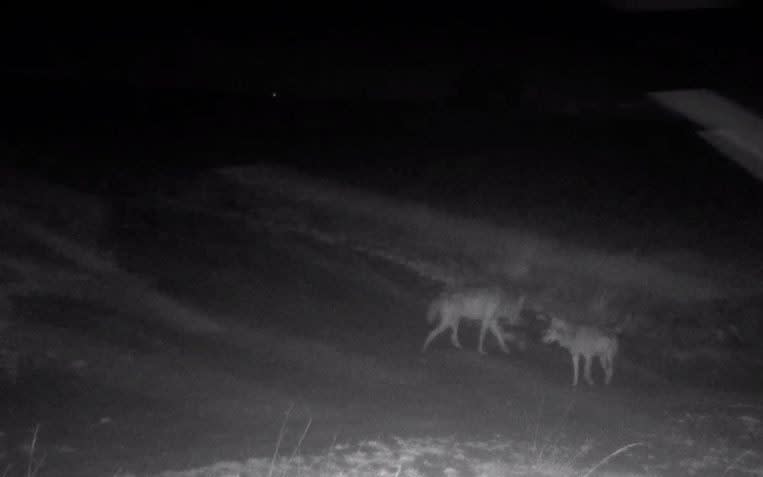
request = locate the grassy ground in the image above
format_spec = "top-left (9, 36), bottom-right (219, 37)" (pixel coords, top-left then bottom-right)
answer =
top-left (1, 162), bottom-right (762, 476)
top-left (1, 77), bottom-right (762, 475)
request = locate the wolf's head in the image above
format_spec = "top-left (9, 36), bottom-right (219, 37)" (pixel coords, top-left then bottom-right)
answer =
top-left (542, 316), bottom-right (570, 345)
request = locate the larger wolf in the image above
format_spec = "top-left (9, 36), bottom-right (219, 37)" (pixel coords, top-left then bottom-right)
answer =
top-left (421, 285), bottom-right (526, 355)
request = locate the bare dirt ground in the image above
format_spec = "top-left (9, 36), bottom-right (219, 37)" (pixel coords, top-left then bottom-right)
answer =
top-left (1, 162), bottom-right (762, 477)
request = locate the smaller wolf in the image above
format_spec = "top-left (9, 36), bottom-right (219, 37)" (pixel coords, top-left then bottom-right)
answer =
top-left (542, 316), bottom-right (618, 386)
top-left (421, 285), bottom-right (525, 355)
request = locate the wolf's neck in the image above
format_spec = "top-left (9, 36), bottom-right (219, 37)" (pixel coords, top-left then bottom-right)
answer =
top-left (556, 336), bottom-right (574, 348)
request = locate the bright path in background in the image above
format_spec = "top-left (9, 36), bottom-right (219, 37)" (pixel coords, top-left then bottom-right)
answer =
top-left (650, 89), bottom-right (763, 183)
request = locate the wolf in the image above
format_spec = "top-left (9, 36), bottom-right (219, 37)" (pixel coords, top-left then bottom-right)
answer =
top-left (542, 316), bottom-right (619, 386)
top-left (421, 285), bottom-right (526, 355)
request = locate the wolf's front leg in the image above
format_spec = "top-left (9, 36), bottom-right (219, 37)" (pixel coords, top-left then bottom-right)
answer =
top-left (584, 355), bottom-right (595, 385)
top-left (571, 353), bottom-right (580, 386)
top-left (450, 321), bottom-right (463, 349)
top-left (477, 320), bottom-right (490, 355)
top-left (602, 355), bottom-right (614, 385)
top-left (489, 321), bottom-right (511, 354)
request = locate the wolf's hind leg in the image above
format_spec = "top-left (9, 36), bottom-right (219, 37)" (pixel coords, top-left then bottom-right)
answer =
top-left (421, 320), bottom-right (449, 353)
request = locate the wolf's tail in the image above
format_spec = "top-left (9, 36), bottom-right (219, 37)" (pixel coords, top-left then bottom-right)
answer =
top-left (426, 297), bottom-right (442, 324)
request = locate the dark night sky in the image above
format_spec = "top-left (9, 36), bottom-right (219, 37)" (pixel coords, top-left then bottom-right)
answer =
top-left (0, 2), bottom-right (758, 119)
top-left (1, 2), bottom-right (760, 190)
top-left (1, 4), bottom-right (757, 86)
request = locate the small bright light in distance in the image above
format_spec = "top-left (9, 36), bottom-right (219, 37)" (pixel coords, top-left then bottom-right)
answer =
top-left (271, 91), bottom-right (278, 98)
